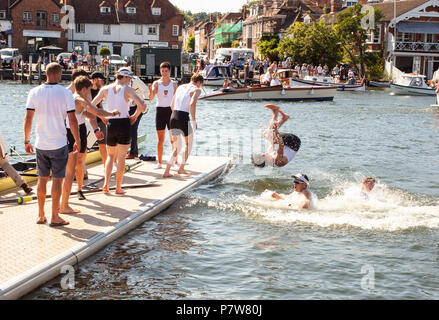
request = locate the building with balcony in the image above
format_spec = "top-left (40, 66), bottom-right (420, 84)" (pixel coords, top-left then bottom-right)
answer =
top-left (369, 0), bottom-right (439, 79)
top-left (0, 0), bottom-right (13, 48)
top-left (9, 0), bottom-right (68, 58)
top-left (242, 0), bottom-right (326, 57)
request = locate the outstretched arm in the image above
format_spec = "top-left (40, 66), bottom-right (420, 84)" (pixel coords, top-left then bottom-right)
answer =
top-left (190, 88), bottom-right (202, 130)
top-left (77, 96), bottom-right (118, 118)
top-left (126, 87), bottom-right (148, 124)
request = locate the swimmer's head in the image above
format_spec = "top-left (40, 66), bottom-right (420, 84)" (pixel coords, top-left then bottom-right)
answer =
top-left (251, 153), bottom-right (266, 168)
top-left (362, 176), bottom-right (376, 192)
top-left (291, 173), bottom-right (309, 191)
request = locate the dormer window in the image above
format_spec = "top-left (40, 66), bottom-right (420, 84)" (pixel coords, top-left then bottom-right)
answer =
top-left (100, 7), bottom-right (111, 14)
top-left (152, 8), bottom-right (161, 16)
top-left (126, 7), bottom-right (136, 14)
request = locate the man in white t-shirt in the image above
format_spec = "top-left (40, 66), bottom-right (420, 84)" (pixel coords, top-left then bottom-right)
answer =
top-left (24, 63), bottom-right (80, 227)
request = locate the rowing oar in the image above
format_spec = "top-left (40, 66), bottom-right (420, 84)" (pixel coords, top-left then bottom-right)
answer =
top-left (0, 181), bottom-right (159, 205)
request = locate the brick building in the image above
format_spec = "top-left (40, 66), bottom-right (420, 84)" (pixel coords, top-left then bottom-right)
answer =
top-left (0, 0), bottom-right (13, 48)
top-left (10, 0), bottom-right (68, 58)
top-left (64, 0), bottom-right (183, 58)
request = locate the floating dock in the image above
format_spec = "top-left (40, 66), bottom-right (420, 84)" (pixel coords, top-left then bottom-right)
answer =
top-left (0, 156), bottom-right (230, 300)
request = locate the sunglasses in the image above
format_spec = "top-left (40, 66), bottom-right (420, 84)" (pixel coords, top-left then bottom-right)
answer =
top-left (293, 180), bottom-right (304, 185)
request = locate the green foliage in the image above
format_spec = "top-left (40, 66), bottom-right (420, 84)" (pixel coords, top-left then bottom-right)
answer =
top-left (335, 3), bottom-right (383, 76)
top-left (186, 34), bottom-right (195, 52)
top-left (231, 40), bottom-right (240, 48)
top-left (278, 21), bottom-right (341, 68)
top-left (364, 51), bottom-right (385, 80)
top-left (257, 35), bottom-right (280, 62)
top-left (99, 47), bottom-right (111, 57)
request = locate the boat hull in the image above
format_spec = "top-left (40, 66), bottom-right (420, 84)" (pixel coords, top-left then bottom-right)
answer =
top-left (203, 78), bottom-right (230, 86)
top-left (291, 78), bottom-right (366, 91)
top-left (369, 81), bottom-right (390, 88)
top-left (390, 83), bottom-right (436, 96)
top-left (200, 85), bottom-right (337, 101)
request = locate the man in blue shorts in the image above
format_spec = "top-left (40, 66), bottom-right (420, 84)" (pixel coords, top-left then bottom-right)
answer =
top-left (24, 63), bottom-right (80, 227)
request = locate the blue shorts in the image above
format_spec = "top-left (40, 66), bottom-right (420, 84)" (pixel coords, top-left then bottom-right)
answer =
top-left (36, 145), bottom-right (69, 178)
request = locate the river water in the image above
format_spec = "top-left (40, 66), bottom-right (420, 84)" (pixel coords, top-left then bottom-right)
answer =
top-left (1, 81), bottom-right (438, 299)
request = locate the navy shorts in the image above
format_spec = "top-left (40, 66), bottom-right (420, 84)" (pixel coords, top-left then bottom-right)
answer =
top-left (67, 123), bottom-right (87, 153)
top-left (156, 107), bottom-right (172, 131)
top-left (170, 110), bottom-right (193, 137)
top-left (107, 118), bottom-right (131, 146)
top-left (36, 145), bottom-right (69, 178)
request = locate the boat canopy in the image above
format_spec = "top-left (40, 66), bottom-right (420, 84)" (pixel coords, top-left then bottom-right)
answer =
top-left (205, 65), bottom-right (232, 79)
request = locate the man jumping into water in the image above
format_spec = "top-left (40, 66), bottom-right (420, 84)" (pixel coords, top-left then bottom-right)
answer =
top-left (251, 104), bottom-right (301, 168)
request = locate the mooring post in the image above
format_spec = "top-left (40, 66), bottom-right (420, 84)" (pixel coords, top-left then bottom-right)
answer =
top-left (29, 56), bottom-right (33, 85)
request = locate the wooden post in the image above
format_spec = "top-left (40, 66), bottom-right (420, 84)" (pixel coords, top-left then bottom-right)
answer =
top-left (38, 59), bottom-right (42, 85)
top-left (29, 55), bottom-right (33, 85)
top-left (21, 60), bottom-right (24, 84)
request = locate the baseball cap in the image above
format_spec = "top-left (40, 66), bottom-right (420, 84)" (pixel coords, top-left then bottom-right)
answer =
top-left (117, 67), bottom-right (133, 78)
top-left (91, 71), bottom-right (105, 80)
top-left (291, 173), bottom-right (309, 186)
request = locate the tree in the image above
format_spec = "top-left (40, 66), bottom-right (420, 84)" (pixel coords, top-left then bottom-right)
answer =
top-left (335, 3), bottom-right (383, 77)
top-left (99, 47), bottom-right (111, 57)
top-left (257, 35), bottom-right (280, 62)
top-left (278, 21), bottom-right (341, 68)
top-left (186, 34), bottom-right (195, 52)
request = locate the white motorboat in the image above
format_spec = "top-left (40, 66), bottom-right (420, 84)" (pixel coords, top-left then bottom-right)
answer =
top-left (200, 85), bottom-right (337, 101)
top-left (290, 77), bottom-right (367, 92)
top-left (390, 73), bottom-right (436, 96)
top-left (199, 65), bottom-right (232, 86)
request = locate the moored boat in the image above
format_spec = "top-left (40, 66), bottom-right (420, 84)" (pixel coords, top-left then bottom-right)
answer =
top-left (290, 77), bottom-right (367, 92)
top-left (390, 73), bottom-right (436, 96)
top-left (369, 81), bottom-right (391, 88)
top-left (199, 65), bottom-right (232, 86)
top-left (200, 85), bottom-right (337, 101)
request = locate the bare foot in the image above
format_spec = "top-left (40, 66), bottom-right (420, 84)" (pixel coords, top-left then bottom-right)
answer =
top-left (115, 189), bottom-right (126, 195)
top-left (60, 206), bottom-right (81, 214)
top-left (102, 185), bottom-right (110, 193)
top-left (280, 111), bottom-right (290, 121)
top-left (163, 172), bottom-right (174, 178)
top-left (265, 104), bottom-right (280, 112)
top-left (178, 169), bottom-right (192, 176)
top-left (50, 218), bottom-right (69, 227)
top-left (37, 217), bottom-right (47, 224)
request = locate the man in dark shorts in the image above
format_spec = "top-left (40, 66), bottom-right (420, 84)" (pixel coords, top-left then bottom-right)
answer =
top-left (24, 63), bottom-right (80, 227)
top-left (251, 105), bottom-right (301, 168)
top-left (90, 71), bottom-right (108, 165)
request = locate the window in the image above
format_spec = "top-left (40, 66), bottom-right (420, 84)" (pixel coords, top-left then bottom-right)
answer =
top-left (36, 11), bottom-right (47, 29)
top-left (0, 10), bottom-right (6, 19)
top-left (51, 13), bottom-right (59, 23)
top-left (135, 24), bottom-right (143, 35)
top-left (152, 8), bottom-right (161, 16)
top-left (366, 24), bottom-right (381, 44)
top-left (100, 7), bottom-right (111, 14)
top-left (148, 26), bottom-right (157, 35)
top-left (403, 33), bottom-right (414, 42)
top-left (172, 45), bottom-right (179, 49)
top-left (103, 24), bottom-right (111, 34)
top-left (172, 25), bottom-right (179, 37)
top-left (126, 7), bottom-right (136, 14)
top-left (426, 34), bottom-right (433, 43)
top-left (76, 23), bottom-right (85, 33)
top-left (23, 12), bottom-right (32, 21)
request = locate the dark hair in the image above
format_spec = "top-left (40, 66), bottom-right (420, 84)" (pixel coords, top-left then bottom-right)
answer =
top-left (191, 72), bottom-right (204, 84)
top-left (301, 174), bottom-right (309, 182)
top-left (71, 68), bottom-right (89, 81)
top-left (160, 61), bottom-right (171, 70)
top-left (74, 75), bottom-right (92, 92)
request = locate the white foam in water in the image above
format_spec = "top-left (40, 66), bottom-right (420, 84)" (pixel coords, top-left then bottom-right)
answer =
top-left (239, 182), bottom-right (439, 231)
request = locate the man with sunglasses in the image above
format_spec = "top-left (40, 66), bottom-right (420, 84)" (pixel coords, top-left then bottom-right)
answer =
top-left (271, 173), bottom-right (313, 209)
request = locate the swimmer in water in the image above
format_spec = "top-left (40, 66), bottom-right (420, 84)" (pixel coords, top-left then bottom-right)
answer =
top-left (360, 176), bottom-right (376, 200)
top-left (271, 173), bottom-right (313, 209)
top-left (251, 104), bottom-right (301, 168)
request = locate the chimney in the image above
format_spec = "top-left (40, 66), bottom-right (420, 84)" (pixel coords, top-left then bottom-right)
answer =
top-left (330, 0), bottom-right (342, 13)
top-left (242, 5), bottom-right (247, 20)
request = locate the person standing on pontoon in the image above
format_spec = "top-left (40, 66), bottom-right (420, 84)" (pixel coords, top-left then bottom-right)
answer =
top-left (251, 105), bottom-right (301, 168)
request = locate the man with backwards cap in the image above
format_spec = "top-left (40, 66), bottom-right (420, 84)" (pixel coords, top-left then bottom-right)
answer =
top-left (360, 176), bottom-right (376, 200)
top-left (251, 104), bottom-right (301, 168)
top-left (91, 68), bottom-right (148, 194)
top-left (271, 173), bottom-right (313, 209)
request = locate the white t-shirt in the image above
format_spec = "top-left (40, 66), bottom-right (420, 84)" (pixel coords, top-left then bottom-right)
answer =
top-left (26, 83), bottom-right (75, 150)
